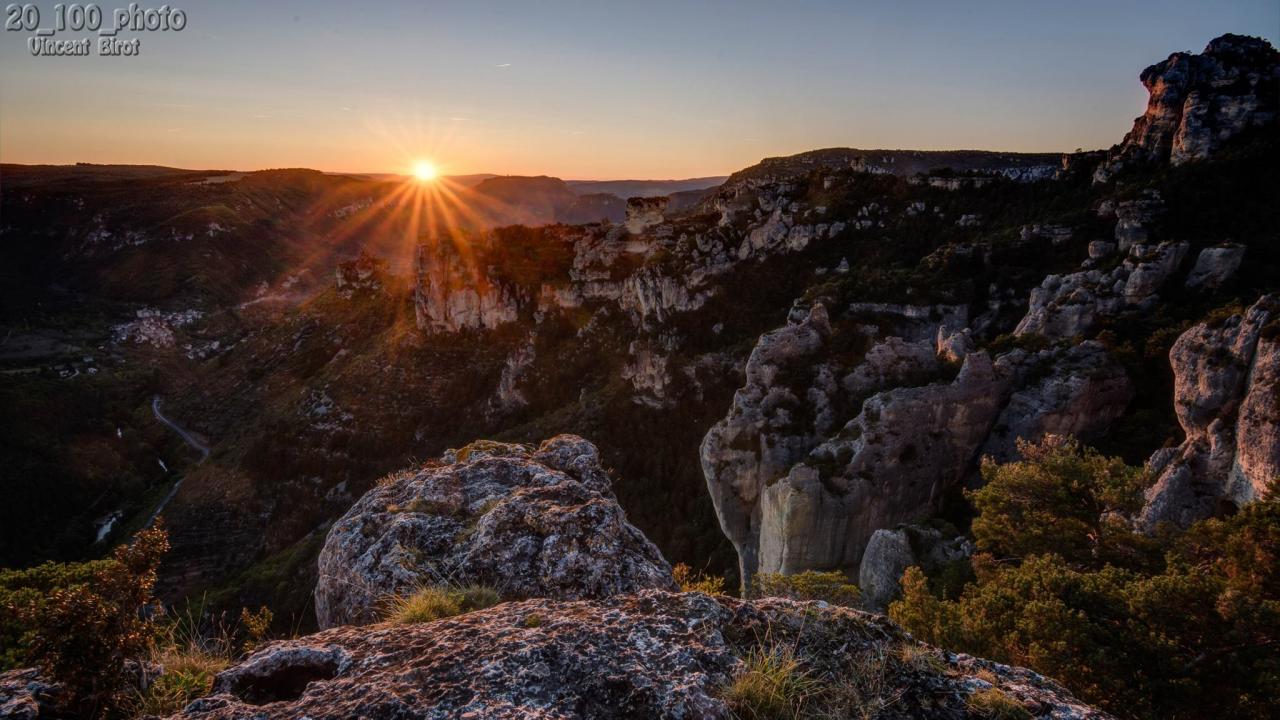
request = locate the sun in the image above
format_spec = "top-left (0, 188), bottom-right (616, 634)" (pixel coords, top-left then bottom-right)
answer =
top-left (412, 160), bottom-right (438, 182)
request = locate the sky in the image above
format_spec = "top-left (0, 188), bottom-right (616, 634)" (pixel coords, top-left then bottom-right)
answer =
top-left (0, 0), bottom-right (1275, 179)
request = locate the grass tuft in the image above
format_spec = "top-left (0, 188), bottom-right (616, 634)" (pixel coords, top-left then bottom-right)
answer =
top-left (723, 644), bottom-right (820, 720)
top-left (385, 583), bottom-right (502, 624)
top-left (967, 687), bottom-right (1033, 720)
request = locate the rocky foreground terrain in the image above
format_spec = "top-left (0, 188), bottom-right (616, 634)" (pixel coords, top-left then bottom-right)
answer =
top-left (175, 591), bottom-right (1109, 720)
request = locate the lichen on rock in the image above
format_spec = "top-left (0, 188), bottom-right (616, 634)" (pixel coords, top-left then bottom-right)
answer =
top-left (314, 435), bottom-right (675, 628)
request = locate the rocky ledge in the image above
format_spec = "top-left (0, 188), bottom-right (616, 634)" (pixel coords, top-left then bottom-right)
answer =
top-left (314, 435), bottom-right (675, 628)
top-left (175, 590), bottom-right (1111, 720)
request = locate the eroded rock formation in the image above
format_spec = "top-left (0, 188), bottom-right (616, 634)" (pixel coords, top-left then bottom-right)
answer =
top-left (1094, 34), bottom-right (1279, 182)
top-left (1140, 295), bottom-right (1280, 528)
top-left (314, 436), bottom-right (674, 628)
top-left (413, 240), bottom-right (522, 333)
top-left (703, 299), bottom-right (1135, 585)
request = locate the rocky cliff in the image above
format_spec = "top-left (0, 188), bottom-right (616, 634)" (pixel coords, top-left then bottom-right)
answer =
top-left (1094, 34), bottom-right (1279, 182)
top-left (1140, 295), bottom-right (1280, 528)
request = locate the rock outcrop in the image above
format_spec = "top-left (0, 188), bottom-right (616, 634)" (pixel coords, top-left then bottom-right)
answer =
top-left (624, 195), bottom-right (668, 234)
top-left (0, 669), bottom-right (60, 720)
top-left (176, 590), bottom-right (1112, 720)
top-left (334, 251), bottom-right (387, 297)
top-left (413, 240), bottom-right (522, 333)
top-left (1015, 240), bottom-right (1189, 339)
top-left (700, 301), bottom-right (999, 584)
top-left (1185, 244), bottom-right (1246, 290)
top-left (981, 342), bottom-right (1133, 462)
top-left (858, 525), bottom-right (973, 613)
top-left (1140, 295), bottom-right (1280, 528)
top-left (314, 436), bottom-right (675, 628)
top-left (1094, 34), bottom-right (1279, 182)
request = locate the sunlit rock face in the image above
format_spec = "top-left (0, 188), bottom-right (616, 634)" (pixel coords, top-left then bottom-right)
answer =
top-left (1140, 295), bottom-right (1280, 529)
top-left (176, 590), bottom-right (1114, 720)
top-left (314, 435), bottom-right (675, 629)
top-left (412, 240), bottom-right (521, 333)
top-left (1094, 33), bottom-right (1279, 182)
top-left (624, 195), bottom-right (668, 234)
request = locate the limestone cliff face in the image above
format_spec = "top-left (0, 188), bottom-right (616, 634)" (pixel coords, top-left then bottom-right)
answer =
top-left (412, 240), bottom-right (522, 333)
top-left (700, 301), bottom-right (1133, 585)
top-left (1095, 34), bottom-right (1279, 182)
top-left (314, 436), bottom-right (675, 628)
top-left (1140, 295), bottom-right (1280, 528)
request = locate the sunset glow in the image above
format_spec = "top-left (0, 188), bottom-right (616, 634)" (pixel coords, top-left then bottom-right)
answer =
top-left (412, 161), bottom-right (439, 182)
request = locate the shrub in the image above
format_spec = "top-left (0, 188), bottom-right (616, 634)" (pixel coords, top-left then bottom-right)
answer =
top-left (753, 571), bottom-right (860, 607)
top-left (0, 557), bottom-right (111, 670)
top-left (385, 583), bottom-right (502, 624)
top-left (238, 606), bottom-right (273, 653)
top-left (967, 687), bottom-right (1032, 720)
top-left (723, 644), bottom-right (820, 720)
top-left (892, 457), bottom-right (1280, 719)
top-left (18, 525), bottom-right (169, 717)
top-left (672, 563), bottom-right (727, 595)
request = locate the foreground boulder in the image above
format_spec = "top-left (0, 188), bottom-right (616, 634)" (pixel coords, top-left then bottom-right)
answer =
top-left (314, 436), bottom-right (675, 628)
top-left (176, 590), bottom-right (1111, 720)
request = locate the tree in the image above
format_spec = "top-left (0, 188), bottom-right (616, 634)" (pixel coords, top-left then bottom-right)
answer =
top-left (970, 436), bottom-right (1153, 569)
top-left (891, 453), bottom-right (1280, 720)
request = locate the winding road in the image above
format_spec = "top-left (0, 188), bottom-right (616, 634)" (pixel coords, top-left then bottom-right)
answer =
top-left (152, 395), bottom-right (210, 462)
top-left (144, 395), bottom-right (210, 528)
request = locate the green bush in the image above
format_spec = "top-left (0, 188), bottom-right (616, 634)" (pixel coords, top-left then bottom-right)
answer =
top-left (16, 525), bottom-right (169, 717)
top-left (971, 435), bottom-right (1153, 569)
top-left (892, 455), bottom-right (1280, 719)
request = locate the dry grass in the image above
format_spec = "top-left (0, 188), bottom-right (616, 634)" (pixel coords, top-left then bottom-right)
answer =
top-left (723, 644), bottom-right (820, 720)
top-left (385, 583), bottom-right (502, 624)
top-left (673, 563), bottom-right (728, 595)
top-left (896, 642), bottom-right (947, 674)
top-left (814, 644), bottom-right (906, 720)
top-left (967, 687), bottom-right (1033, 720)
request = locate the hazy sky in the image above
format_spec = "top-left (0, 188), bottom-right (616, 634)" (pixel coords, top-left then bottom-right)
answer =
top-left (1, 0), bottom-right (1275, 179)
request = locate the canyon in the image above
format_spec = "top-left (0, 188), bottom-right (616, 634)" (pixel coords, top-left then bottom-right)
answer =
top-left (0, 31), bottom-right (1277, 720)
